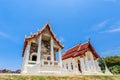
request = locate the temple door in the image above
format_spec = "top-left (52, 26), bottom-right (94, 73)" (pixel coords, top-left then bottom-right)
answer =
top-left (78, 60), bottom-right (82, 72)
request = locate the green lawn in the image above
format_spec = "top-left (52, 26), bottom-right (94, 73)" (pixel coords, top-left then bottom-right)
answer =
top-left (0, 75), bottom-right (120, 80)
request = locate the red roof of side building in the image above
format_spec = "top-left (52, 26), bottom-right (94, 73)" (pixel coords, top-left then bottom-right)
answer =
top-left (62, 41), bottom-right (100, 60)
top-left (22, 23), bottom-right (64, 57)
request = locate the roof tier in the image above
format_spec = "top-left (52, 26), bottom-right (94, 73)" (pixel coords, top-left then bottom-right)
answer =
top-left (22, 23), bottom-right (64, 57)
top-left (62, 41), bottom-right (100, 60)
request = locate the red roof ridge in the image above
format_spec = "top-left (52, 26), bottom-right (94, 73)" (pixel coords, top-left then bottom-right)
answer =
top-left (62, 40), bottom-right (101, 60)
top-left (25, 23), bottom-right (64, 48)
top-left (25, 23), bottom-right (49, 39)
top-left (77, 41), bottom-right (90, 50)
top-left (77, 45), bottom-right (81, 51)
top-left (65, 43), bottom-right (80, 52)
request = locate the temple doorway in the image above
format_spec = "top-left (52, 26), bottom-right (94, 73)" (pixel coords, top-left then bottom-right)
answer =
top-left (78, 60), bottom-right (82, 72)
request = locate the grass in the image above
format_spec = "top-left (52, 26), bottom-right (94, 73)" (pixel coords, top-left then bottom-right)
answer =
top-left (0, 75), bottom-right (120, 80)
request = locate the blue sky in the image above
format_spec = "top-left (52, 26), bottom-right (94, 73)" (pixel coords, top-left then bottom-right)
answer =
top-left (0, 0), bottom-right (120, 70)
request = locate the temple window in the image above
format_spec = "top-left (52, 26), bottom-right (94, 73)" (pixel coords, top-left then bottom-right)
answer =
top-left (41, 38), bottom-right (51, 60)
top-left (47, 56), bottom-right (51, 60)
top-left (41, 40), bottom-right (50, 55)
top-left (32, 55), bottom-right (37, 61)
top-left (30, 53), bottom-right (37, 61)
top-left (30, 42), bottom-right (38, 53)
top-left (71, 63), bottom-right (73, 70)
top-left (66, 64), bottom-right (68, 69)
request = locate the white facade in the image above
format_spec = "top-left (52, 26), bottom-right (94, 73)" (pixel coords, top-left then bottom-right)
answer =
top-left (21, 24), bottom-right (64, 74)
top-left (21, 23), bottom-right (111, 75)
top-left (62, 51), bottom-right (103, 75)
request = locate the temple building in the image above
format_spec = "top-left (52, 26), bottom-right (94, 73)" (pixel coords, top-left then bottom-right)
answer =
top-left (21, 23), bottom-right (64, 74)
top-left (21, 23), bottom-right (106, 75)
top-left (62, 41), bottom-right (103, 75)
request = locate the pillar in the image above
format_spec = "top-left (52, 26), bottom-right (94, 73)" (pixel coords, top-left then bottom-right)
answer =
top-left (75, 61), bottom-right (79, 72)
top-left (80, 57), bottom-right (85, 74)
top-left (21, 44), bottom-right (30, 73)
top-left (64, 63), bottom-right (66, 69)
top-left (85, 52), bottom-right (90, 71)
top-left (94, 59), bottom-right (101, 72)
top-left (59, 48), bottom-right (62, 67)
top-left (72, 60), bottom-right (76, 71)
top-left (51, 38), bottom-right (54, 65)
top-left (64, 62), bottom-right (67, 69)
top-left (68, 62), bottom-right (71, 71)
top-left (37, 35), bottom-right (42, 64)
top-left (90, 52), bottom-right (97, 72)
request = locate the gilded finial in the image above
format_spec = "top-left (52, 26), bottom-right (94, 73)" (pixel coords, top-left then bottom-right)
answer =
top-left (88, 38), bottom-right (90, 42)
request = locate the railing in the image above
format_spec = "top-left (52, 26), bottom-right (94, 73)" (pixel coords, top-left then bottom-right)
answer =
top-left (41, 60), bottom-right (59, 66)
top-left (28, 61), bottom-right (36, 65)
top-left (28, 60), bottom-right (59, 66)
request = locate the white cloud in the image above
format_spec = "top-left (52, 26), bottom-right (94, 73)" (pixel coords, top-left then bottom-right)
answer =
top-left (105, 27), bottom-right (120, 33)
top-left (0, 31), bottom-right (20, 44)
top-left (0, 31), bottom-right (10, 38)
top-left (98, 20), bottom-right (120, 33)
top-left (92, 20), bottom-right (109, 31)
top-left (59, 36), bottom-right (64, 43)
top-left (92, 19), bottom-right (120, 33)
top-left (101, 47), bottom-right (120, 57)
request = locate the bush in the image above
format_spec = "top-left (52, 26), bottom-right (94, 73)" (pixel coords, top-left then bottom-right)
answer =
top-left (98, 56), bottom-right (120, 74)
top-left (109, 65), bottom-right (120, 74)
top-left (101, 70), bottom-right (105, 73)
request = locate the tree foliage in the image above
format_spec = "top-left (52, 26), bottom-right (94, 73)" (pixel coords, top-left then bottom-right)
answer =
top-left (104, 56), bottom-right (120, 67)
top-left (98, 56), bottom-right (120, 74)
top-left (109, 65), bottom-right (120, 74)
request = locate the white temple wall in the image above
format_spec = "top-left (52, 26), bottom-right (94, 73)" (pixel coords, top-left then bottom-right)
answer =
top-left (62, 51), bottom-right (103, 75)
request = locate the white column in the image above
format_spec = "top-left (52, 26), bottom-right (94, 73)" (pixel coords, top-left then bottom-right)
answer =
top-left (65, 62), bottom-right (67, 69)
top-left (51, 38), bottom-right (54, 65)
top-left (95, 59), bottom-right (101, 72)
top-left (75, 62), bottom-right (79, 72)
top-left (64, 63), bottom-right (66, 69)
top-left (68, 62), bottom-right (71, 71)
top-left (37, 35), bottom-right (42, 64)
top-left (80, 57), bottom-right (85, 74)
top-left (85, 53), bottom-right (90, 71)
top-left (62, 63), bottom-right (64, 68)
top-left (72, 60), bottom-right (76, 71)
top-left (21, 44), bottom-right (30, 73)
top-left (42, 60), bottom-right (44, 66)
top-left (59, 48), bottom-right (62, 67)
top-left (90, 52), bottom-right (97, 72)
top-left (72, 59), bottom-right (78, 72)
top-left (64, 62), bottom-right (67, 69)
top-left (85, 56), bottom-right (87, 71)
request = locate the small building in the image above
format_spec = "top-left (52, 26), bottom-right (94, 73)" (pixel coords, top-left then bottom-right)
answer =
top-left (62, 41), bottom-right (103, 75)
top-left (21, 23), bottom-right (64, 74)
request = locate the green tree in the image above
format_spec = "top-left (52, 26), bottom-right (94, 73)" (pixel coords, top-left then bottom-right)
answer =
top-left (2, 69), bottom-right (7, 73)
top-left (109, 65), bottom-right (120, 74)
top-left (98, 56), bottom-right (120, 74)
top-left (104, 56), bottom-right (120, 67)
top-left (98, 58), bottom-right (105, 70)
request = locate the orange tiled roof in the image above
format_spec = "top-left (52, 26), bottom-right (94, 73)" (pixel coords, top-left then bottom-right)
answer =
top-left (62, 41), bottom-right (100, 60)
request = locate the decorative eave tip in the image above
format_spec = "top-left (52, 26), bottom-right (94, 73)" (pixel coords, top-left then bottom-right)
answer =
top-left (88, 38), bottom-right (91, 43)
